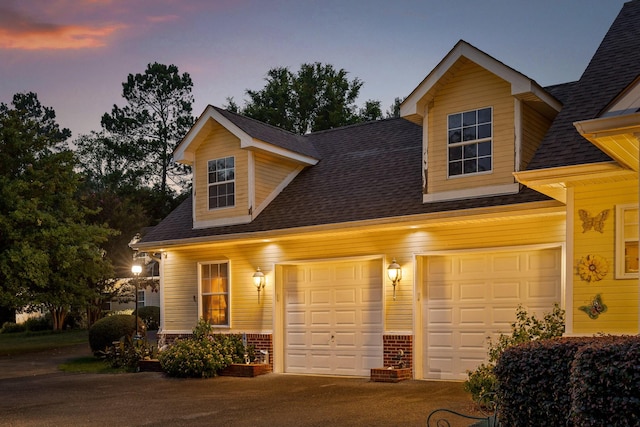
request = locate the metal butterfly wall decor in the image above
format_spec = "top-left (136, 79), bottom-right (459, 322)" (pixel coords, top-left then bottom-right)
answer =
top-left (579, 294), bottom-right (608, 319)
top-left (578, 209), bottom-right (610, 233)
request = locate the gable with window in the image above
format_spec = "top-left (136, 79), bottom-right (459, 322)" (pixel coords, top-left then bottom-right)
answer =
top-left (199, 262), bottom-right (230, 327)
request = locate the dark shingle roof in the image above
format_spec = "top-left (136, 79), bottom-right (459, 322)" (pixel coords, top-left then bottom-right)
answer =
top-left (140, 118), bottom-right (550, 244)
top-left (213, 106), bottom-right (320, 159)
top-left (528, 0), bottom-right (640, 170)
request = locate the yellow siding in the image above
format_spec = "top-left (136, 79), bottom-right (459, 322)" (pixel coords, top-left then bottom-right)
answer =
top-left (427, 60), bottom-right (515, 194)
top-left (571, 179), bottom-right (638, 334)
top-left (521, 103), bottom-right (552, 170)
top-left (161, 209), bottom-right (565, 333)
top-left (254, 152), bottom-right (300, 208)
top-left (193, 122), bottom-right (248, 223)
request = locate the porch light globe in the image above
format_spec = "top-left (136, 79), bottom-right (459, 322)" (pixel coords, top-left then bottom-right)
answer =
top-left (253, 267), bottom-right (265, 289)
top-left (132, 264), bottom-right (143, 275)
top-left (387, 259), bottom-right (401, 283)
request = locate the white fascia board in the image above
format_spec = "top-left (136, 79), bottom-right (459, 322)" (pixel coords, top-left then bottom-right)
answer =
top-left (193, 215), bottom-right (252, 229)
top-left (423, 183), bottom-right (520, 203)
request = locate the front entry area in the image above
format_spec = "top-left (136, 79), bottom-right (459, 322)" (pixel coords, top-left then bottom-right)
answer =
top-left (282, 258), bottom-right (383, 376)
top-left (421, 246), bottom-right (562, 380)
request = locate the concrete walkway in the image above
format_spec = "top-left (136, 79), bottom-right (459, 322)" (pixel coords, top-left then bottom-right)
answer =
top-left (0, 344), bottom-right (481, 427)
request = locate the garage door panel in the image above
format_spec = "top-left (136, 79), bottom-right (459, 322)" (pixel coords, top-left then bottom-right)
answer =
top-left (310, 289), bottom-right (331, 305)
top-left (335, 289), bottom-right (357, 304)
top-left (459, 282), bottom-right (487, 300)
top-left (527, 280), bottom-right (560, 299)
top-left (492, 281), bottom-right (521, 299)
top-left (310, 310), bottom-right (331, 325)
top-left (335, 310), bottom-right (356, 325)
top-left (423, 247), bottom-right (562, 380)
top-left (459, 308), bottom-right (487, 325)
top-left (284, 259), bottom-right (383, 377)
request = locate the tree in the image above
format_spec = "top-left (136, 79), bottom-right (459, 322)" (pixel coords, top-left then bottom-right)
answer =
top-left (100, 62), bottom-right (195, 215)
top-left (0, 92), bottom-right (116, 330)
top-left (228, 62), bottom-right (383, 134)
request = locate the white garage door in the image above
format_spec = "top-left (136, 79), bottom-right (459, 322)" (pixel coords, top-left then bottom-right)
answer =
top-left (422, 247), bottom-right (562, 380)
top-left (283, 259), bottom-right (383, 376)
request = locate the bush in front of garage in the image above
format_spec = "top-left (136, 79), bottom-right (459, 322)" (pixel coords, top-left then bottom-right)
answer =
top-left (158, 319), bottom-right (245, 378)
top-left (463, 304), bottom-right (565, 407)
top-left (495, 335), bottom-right (640, 426)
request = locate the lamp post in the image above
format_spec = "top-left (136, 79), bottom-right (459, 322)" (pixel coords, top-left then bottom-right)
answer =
top-left (131, 264), bottom-right (143, 339)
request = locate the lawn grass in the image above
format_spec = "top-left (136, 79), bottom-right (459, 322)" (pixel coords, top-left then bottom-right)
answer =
top-left (0, 329), bottom-right (89, 357)
top-left (58, 356), bottom-right (127, 374)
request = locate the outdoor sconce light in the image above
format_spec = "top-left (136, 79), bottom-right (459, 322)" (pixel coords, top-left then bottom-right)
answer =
top-left (387, 259), bottom-right (402, 300)
top-left (253, 267), bottom-right (265, 303)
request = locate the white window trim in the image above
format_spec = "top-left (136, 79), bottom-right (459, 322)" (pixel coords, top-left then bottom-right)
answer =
top-left (615, 203), bottom-right (639, 279)
top-left (446, 107), bottom-right (493, 178)
top-left (207, 156), bottom-right (236, 211)
top-left (137, 289), bottom-right (145, 308)
top-left (197, 260), bottom-right (231, 328)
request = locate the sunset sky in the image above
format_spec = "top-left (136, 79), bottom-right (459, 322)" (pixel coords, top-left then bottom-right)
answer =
top-left (0, 0), bottom-right (629, 138)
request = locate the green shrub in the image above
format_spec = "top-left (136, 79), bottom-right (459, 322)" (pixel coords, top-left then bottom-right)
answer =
top-left (89, 314), bottom-right (145, 355)
top-left (158, 319), bottom-right (247, 378)
top-left (570, 336), bottom-right (640, 426)
top-left (103, 335), bottom-right (157, 371)
top-left (1, 322), bottom-right (26, 333)
top-left (137, 306), bottom-right (160, 331)
top-left (24, 315), bottom-right (52, 332)
top-left (463, 304), bottom-right (565, 407)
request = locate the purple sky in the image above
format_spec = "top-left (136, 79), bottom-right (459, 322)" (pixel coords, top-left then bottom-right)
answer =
top-left (0, 0), bottom-right (629, 138)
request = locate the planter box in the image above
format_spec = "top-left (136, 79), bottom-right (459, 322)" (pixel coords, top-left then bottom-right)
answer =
top-left (370, 367), bottom-right (412, 383)
top-left (219, 363), bottom-right (272, 377)
top-left (138, 359), bottom-right (162, 372)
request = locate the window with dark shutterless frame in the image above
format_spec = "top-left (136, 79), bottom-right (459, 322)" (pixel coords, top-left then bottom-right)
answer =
top-left (447, 107), bottom-right (492, 177)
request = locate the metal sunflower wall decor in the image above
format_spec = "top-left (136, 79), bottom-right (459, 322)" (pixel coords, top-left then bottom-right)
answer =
top-left (577, 254), bottom-right (608, 282)
top-left (579, 294), bottom-right (608, 319)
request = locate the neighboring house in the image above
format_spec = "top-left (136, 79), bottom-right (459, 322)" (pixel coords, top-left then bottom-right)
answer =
top-left (102, 260), bottom-right (161, 313)
top-left (132, 1), bottom-right (640, 380)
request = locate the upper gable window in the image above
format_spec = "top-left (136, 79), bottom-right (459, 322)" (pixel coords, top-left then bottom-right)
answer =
top-left (447, 107), bottom-right (492, 177)
top-left (208, 156), bottom-right (235, 210)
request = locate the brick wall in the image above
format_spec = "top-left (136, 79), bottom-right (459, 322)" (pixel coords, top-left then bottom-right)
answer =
top-left (383, 334), bottom-right (413, 373)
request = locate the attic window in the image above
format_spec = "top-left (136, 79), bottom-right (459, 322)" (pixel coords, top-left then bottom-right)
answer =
top-left (208, 156), bottom-right (235, 210)
top-left (447, 107), bottom-right (492, 177)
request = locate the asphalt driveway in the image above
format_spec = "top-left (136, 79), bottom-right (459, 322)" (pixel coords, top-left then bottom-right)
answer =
top-left (0, 344), bottom-right (480, 426)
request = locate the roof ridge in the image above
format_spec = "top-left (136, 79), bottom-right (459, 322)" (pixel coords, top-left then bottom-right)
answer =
top-left (212, 105), bottom-right (306, 142)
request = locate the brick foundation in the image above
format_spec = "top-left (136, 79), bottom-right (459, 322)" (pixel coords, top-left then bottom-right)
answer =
top-left (370, 367), bottom-right (412, 383)
top-left (383, 334), bottom-right (413, 372)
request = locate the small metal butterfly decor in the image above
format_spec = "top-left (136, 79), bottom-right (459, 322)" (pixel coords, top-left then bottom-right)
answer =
top-left (579, 294), bottom-right (607, 319)
top-left (578, 209), bottom-right (610, 233)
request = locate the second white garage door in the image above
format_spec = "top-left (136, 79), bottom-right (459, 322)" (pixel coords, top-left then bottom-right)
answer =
top-left (283, 259), bottom-right (383, 376)
top-left (422, 247), bottom-right (562, 380)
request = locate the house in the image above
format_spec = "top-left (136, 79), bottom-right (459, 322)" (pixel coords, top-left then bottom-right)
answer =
top-left (132, 1), bottom-right (640, 380)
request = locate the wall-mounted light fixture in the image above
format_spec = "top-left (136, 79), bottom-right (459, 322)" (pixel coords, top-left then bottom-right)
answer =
top-left (253, 267), bottom-right (266, 303)
top-left (387, 259), bottom-right (402, 300)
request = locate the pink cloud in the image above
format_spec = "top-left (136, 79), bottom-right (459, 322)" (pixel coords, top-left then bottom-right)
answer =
top-left (0, 4), bottom-right (124, 50)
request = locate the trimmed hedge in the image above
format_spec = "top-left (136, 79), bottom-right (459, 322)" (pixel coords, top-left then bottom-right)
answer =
top-left (495, 336), bottom-right (640, 426)
top-left (89, 314), bottom-right (145, 355)
top-left (571, 336), bottom-right (640, 426)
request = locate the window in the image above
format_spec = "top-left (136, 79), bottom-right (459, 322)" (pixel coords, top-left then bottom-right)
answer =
top-left (137, 290), bottom-right (145, 308)
top-left (447, 107), bottom-right (492, 177)
top-left (208, 156), bottom-right (235, 210)
top-left (616, 204), bottom-right (638, 278)
top-left (200, 262), bottom-right (229, 326)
